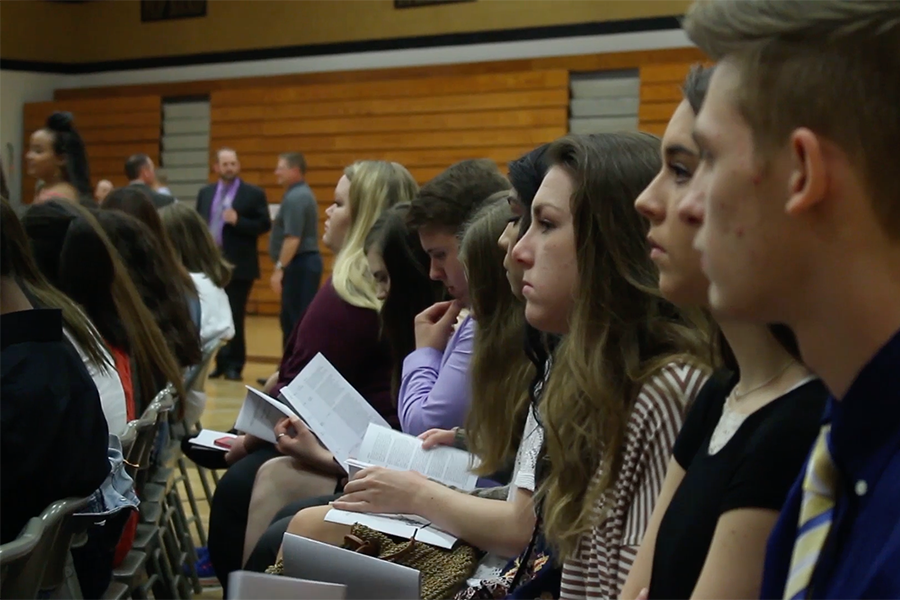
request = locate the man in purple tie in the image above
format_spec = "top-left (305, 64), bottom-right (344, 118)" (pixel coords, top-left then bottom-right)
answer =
top-left (196, 148), bottom-right (271, 381)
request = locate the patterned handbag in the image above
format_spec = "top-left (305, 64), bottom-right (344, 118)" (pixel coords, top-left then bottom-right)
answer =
top-left (266, 524), bottom-right (481, 600)
top-left (342, 524), bottom-right (482, 600)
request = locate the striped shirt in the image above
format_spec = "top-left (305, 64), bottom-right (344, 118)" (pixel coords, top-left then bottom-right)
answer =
top-left (560, 362), bottom-right (709, 600)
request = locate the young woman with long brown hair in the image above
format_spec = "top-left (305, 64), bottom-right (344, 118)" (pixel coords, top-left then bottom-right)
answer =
top-left (160, 201), bottom-right (235, 348)
top-left (510, 133), bottom-right (711, 600)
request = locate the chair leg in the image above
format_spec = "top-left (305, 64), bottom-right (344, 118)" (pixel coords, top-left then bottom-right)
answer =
top-left (177, 457), bottom-right (208, 546)
top-left (168, 488), bottom-right (202, 595)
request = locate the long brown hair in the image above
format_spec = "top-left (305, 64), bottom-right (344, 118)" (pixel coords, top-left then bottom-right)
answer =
top-left (1, 198), bottom-right (110, 370)
top-left (160, 201), bottom-right (234, 288)
top-left (460, 193), bottom-right (532, 475)
top-left (538, 134), bottom-right (710, 558)
top-left (22, 200), bottom-right (188, 414)
top-left (96, 210), bottom-right (203, 368)
top-left (101, 186), bottom-right (197, 295)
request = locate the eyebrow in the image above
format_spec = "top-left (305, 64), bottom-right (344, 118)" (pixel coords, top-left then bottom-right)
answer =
top-left (664, 143), bottom-right (699, 159)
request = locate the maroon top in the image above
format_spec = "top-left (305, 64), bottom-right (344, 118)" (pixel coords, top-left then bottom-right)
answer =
top-left (272, 278), bottom-right (398, 429)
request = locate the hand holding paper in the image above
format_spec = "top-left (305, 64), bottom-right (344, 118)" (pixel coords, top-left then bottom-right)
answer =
top-left (333, 466), bottom-right (429, 515)
top-left (274, 416), bottom-right (335, 468)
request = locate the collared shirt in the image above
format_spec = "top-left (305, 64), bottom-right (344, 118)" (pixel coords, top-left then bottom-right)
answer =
top-left (1, 308), bottom-right (111, 543)
top-left (398, 313), bottom-right (475, 435)
top-left (269, 181), bottom-right (319, 261)
top-left (761, 328), bottom-right (900, 599)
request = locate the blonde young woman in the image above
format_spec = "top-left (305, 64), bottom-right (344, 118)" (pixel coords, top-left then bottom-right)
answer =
top-left (509, 133), bottom-right (711, 600)
top-left (206, 160), bottom-right (418, 590)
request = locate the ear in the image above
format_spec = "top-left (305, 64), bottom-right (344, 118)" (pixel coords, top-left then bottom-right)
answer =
top-left (785, 128), bottom-right (827, 216)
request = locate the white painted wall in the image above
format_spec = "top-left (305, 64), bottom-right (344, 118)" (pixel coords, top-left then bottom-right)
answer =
top-left (55, 28), bottom-right (691, 89)
top-left (0, 70), bottom-right (65, 204)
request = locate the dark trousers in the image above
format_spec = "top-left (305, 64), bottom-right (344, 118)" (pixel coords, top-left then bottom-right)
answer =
top-left (207, 444), bottom-right (282, 592)
top-left (280, 252), bottom-right (323, 348)
top-left (217, 277), bottom-right (254, 374)
top-left (243, 493), bottom-right (342, 573)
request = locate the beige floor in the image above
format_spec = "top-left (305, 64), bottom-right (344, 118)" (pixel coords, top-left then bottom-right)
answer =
top-left (181, 316), bottom-right (282, 598)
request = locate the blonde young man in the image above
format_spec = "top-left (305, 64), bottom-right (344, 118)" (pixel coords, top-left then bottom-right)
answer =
top-left (680, 1), bottom-right (900, 598)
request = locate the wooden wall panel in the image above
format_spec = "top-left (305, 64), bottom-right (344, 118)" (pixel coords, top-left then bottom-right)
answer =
top-left (21, 96), bottom-right (161, 201)
top-left (216, 69), bottom-right (570, 315)
top-left (638, 62), bottom-right (696, 138)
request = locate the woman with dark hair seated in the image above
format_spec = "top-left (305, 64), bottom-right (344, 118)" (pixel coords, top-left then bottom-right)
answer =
top-left (94, 209), bottom-right (203, 372)
top-left (1, 198), bottom-right (110, 545)
top-left (26, 111), bottom-right (95, 207)
top-left (23, 201), bottom-right (188, 417)
top-left (101, 186), bottom-right (203, 336)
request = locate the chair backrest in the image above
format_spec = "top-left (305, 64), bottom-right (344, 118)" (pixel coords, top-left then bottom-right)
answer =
top-left (123, 400), bottom-right (161, 481)
top-left (183, 340), bottom-right (221, 393)
top-left (0, 517), bottom-right (44, 598)
top-left (0, 496), bottom-right (91, 599)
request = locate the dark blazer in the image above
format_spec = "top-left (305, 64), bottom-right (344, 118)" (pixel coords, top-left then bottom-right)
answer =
top-left (196, 180), bottom-right (271, 280)
top-left (128, 182), bottom-right (174, 209)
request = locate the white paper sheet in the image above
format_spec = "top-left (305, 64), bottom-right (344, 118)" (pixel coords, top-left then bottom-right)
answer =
top-left (189, 429), bottom-right (237, 451)
top-left (324, 509), bottom-right (458, 550)
top-left (357, 424), bottom-right (479, 491)
top-left (279, 353), bottom-right (390, 470)
top-left (234, 386), bottom-right (296, 444)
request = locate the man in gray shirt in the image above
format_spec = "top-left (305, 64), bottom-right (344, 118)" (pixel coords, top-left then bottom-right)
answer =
top-left (269, 152), bottom-right (323, 346)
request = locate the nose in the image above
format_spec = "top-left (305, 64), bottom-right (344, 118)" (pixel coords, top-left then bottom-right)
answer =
top-left (677, 184), bottom-right (705, 226)
top-left (634, 177), bottom-right (665, 224)
top-left (512, 228), bottom-right (534, 269)
top-left (429, 260), bottom-right (444, 282)
top-left (326, 204), bottom-right (334, 217)
top-left (498, 223), bottom-right (513, 252)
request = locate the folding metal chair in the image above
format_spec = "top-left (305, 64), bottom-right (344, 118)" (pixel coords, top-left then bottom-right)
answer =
top-left (0, 496), bottom-right (91, 599)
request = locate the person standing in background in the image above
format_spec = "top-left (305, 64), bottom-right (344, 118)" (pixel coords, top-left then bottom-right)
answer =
top-left (94, 179), bottom-right (113, 204)
top-left (154, 169), bottom-right (173, 197)
top-left (197, 148), bottom-right (271, 381)
top-left (124, 153), bottom-right (174, 209)
top-left (269, 152), bottom-right (323, 346)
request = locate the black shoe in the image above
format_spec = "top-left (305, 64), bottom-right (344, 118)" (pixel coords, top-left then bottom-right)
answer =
top-left (209, 367), bottom-right (226, 379)
top-left (224, 369), bottom-right (243, 381)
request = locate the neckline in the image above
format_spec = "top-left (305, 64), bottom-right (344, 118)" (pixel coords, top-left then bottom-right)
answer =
top-left (707, 376), bottom-right (819, 456)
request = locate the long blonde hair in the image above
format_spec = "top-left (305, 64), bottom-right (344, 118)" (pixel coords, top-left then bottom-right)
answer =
top-left (537, 134), bottom-right (711, 558)
top-left (332, 161), bottom-right (418, 310)
top-left (460, 193), bottom-right (532, 475)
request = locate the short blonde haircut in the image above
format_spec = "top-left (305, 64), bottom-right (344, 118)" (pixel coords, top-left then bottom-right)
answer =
top-left (684, 0), bottom-right (900, 237)
top-left (331, 161), bottom-right (419, 310)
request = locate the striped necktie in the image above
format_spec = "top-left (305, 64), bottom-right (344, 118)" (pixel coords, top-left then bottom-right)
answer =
top-left (783, 425), bottom-right (840, 600)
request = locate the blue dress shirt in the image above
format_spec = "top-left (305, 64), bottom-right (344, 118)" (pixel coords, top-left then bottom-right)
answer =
top-left (761, 328), bottom-right (900, 599)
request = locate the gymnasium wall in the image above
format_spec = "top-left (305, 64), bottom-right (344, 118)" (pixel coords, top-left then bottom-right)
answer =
top-left (1, 0), bottom-right (692, 64)
top-left (7, 4), bottom-right (704, 314)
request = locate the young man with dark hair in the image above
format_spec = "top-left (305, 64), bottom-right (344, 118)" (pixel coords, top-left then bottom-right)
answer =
top-left (400, 159), bottom-right (510, 434)
top-left (681, 1), bottom-right (900, 597)
top-left (269, 151), bottom-right (322, 345)
top-left (124, 153), bottom-right (173, 208)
